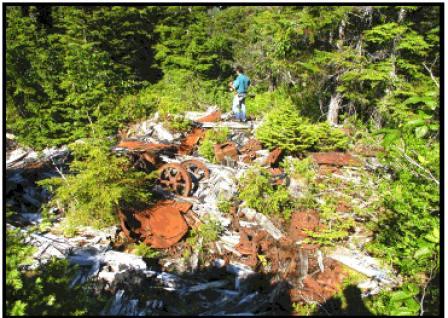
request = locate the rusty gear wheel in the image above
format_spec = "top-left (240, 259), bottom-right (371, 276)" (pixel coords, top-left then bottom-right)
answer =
top-left (181, 159), bottom-right (210, 181)
top-left (158, 163), bottom-right (192, 196)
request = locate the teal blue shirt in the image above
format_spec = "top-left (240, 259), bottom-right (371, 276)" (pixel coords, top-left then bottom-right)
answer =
top-left (233, 73), bottom-right (250, 94)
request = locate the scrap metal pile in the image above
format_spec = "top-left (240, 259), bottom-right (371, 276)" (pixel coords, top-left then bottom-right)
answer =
top-left (6, 108), bottom-right (397, 315)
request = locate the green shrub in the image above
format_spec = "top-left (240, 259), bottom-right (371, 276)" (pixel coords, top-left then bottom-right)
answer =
top-left (366, 283), bottom-right (421, 316)
top-left (238, 166), bottom-right (293, 219)
top-left (184, 216), bottom-right (223, 262)
top-left (133, 243), bottom-right (160, 259)
top-left (133, 69), bottom-right (230, 117)
top-left (198, 127), bottom-right (229, 162)
top-left (255, 103), bottom-right (349, 154)
top-left (247, 89), bottom-right (294, 118)
top-left (38, 138), bottom-right (154, 232)
top-left (164, 115), bottom-right (192, 133)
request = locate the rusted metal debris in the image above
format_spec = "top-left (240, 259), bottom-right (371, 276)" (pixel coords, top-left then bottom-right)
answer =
top-left (312, 152), bottom-right (361, 167)
top-left (240, 139), bottom-right (262, 163)
top-left (118, 200), bottom-right (192, 248)
top-left (336, 200), bottom-right (351, 213)
top-left (181, 159), bottom-right (210, 182)
top-left (235, 227), bottom-right (298, 276)
top-left (178, 128), bottom-right (205, 155)
top-left (268, 167), bottom-right (288, 186)
top-left (289, 258), bottom-right (347, 303)
top-left (240, 139), bottom-right (262, 153)
top-left (117, 140), bottom-right (178, 152)
top-left (318, 165), bottom-right (341, 176)
top-left (288, 210), bottom-right (320, 241)
top-left (196, 111), bottom-right (222, 123)
top-left (214, 142), bottom-right (239, 162)
top-left (264, 148), bottom-right (283, 166)
top-left (158, 163), bottom-right (192, 197)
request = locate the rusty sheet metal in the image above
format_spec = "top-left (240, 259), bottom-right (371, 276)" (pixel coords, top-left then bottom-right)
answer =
top-left (235, 227), bottom-right (297, 275)
top-left (178, 128), bottom-right (205, 155)
top-left (240, 139), bottom-right (262, 163)
top-left (117, 140), bottom-right (178, 152)
top-left (264, 148), bottom-right (283, 166)
top-left (141, 151), bottom-right (159, 166)
top-left (196, 111), bottom-right (222, 123)
top-left (213, 142), bottom-right (238, 162)
top-left (317, 165), bottom-right (341, 176)
top-left (240, 139), bottom-right (262, 154)
top-left (118, 200), bottom-right (191, 248)
top-left (288, 210), bottom-right (320, 241)
top-left (311, 152), bottom-right (361, 167)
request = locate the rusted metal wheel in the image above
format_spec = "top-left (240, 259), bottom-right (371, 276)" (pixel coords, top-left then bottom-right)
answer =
top-left (181, 159), bottom-right (210, 181)
top-left (158, 163), bottom-right (192, 196)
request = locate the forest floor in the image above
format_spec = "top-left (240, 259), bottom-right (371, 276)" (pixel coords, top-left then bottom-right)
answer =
top-left (6, 108), bottom-right (399, 315)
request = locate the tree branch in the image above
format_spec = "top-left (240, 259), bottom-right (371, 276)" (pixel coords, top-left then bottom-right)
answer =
top-left (420, 261), bottom-right (436, 316)
top-left (423, 63), bottom-right (439, 89)
top-left (397, 147), bottom-right (439, 185)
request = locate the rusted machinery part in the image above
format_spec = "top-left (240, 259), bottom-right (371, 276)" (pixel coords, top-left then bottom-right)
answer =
top-left (141, 151), bottom-right (159, 166)
top-left (265, 147), bottom-right (283, 166)
top-left (117, 209), bottom-right (142, 241)
top-left (158, 163), bottom-right (192, 197)
top-left (142, 204), bottom-right (189, 248)
top-left (181, 159), bottom-right (210, 181)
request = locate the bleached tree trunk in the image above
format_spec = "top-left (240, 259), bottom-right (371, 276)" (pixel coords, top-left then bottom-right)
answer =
top-left (327, 16), bottom-right (346, 126)
top-left (327, 92), bottom-right (343, 126)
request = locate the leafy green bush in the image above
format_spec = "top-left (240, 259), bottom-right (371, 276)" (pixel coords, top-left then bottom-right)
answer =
top-left (133, 243), bottom-right (160, 259)
top-left (6, 229), bottom-right (102, 315)
top-left (255, 103), bottom-right (349, 154)
top-left (164, 114), bottom-right (192, 133)
top-left (135, 69), bottom-right (230, 117)
top-left (247, 89), bottom-right (295, 118)
top-left (198, 127), bottom-right (229, 162)
top-left (184, 216), bottom-right (223, 262)
top-left (38, 138), bottom-right (154, 233)
top-left (238, 166), bottom-right (293, 219)
top-left (367, 283), bottom-right (421, 316)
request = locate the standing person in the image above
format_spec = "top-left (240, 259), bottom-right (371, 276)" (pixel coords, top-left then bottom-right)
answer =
top-left (231, 66), bottom-right (251, 122)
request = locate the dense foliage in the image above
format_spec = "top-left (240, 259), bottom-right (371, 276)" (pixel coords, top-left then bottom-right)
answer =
top-left (38, 138), bottom-right (154, 234)
top-left (255, 102), bottom-right (349, 154)
top-left (238, 166), bottom-right (293, 219)
top-left (6, 5), bottom-right (440, 316)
